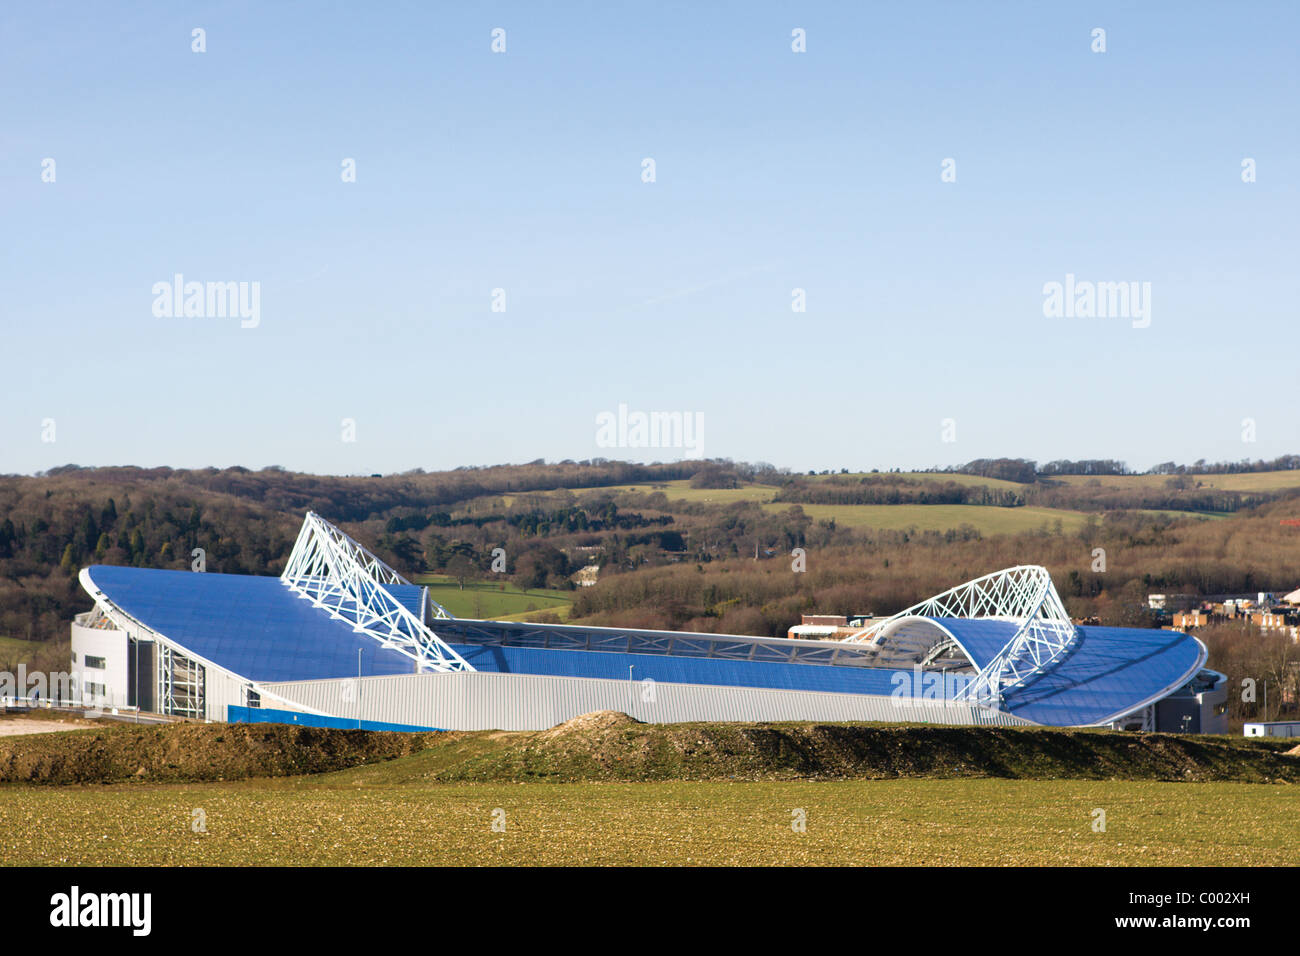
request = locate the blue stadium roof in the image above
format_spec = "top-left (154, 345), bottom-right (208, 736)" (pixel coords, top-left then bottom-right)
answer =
top-left (84, 566), bottom-right (419, 682)
top-left (83, 566), bottom-right (1207, 726)
top-left (912, 616), bottom-right (1204, 725)
top-left (921, 618), bottom-right (1018, 671)
top-left (84, 565), bottom-right (918, 695)
top-left (1000, 624), bottom-right (1204, 726)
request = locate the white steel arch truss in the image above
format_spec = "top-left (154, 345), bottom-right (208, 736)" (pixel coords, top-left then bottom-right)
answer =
top-left (280, 512), bottom-right (471, 673)
top-left (845, 565), bottom-right (1077, 707)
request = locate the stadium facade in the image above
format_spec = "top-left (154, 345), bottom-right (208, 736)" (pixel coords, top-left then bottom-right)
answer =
top-left (71, 512), bottom-right (1228, 733)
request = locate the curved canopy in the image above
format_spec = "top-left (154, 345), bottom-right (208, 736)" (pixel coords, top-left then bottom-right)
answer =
top-left (847, 566), bottom-right (1208, 724)
top-left (82, 565), bottom-right (421, 682)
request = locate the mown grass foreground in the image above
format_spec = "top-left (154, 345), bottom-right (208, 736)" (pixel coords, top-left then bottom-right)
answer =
top-left (0, 714), bottom-right (1296, 865)
top-left (2, 779), bottom-right (1296, 866)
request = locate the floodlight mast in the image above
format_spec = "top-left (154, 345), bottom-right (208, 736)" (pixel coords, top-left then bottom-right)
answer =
top-left (844, 565), bottom-right (1077, 707)
top-left (280, 512), bottom-right (472, 673)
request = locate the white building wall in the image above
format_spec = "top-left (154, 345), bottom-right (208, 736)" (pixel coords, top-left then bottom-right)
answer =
top-left (261, 670), bottom-right (1032, 731)
top-left (1243, 721), bottom-right (1300, 738)
top-left (70, 617), bottom-right (130, 709)
top-left (203, 668), bottom-right (255, 722)
top-left (69, 609), bottom-right (308, 722)
top-left (1196, 681), bottom-right (1229, 735)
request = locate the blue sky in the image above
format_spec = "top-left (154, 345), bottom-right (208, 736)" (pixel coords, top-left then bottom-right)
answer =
top-left (3, 1), bottom-right (1297, 475)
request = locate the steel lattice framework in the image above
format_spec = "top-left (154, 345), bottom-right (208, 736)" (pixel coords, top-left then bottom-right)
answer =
top-left (844, 565), bottom-right (1077, 707)
top-left (280, 512), bottom-right (471, 673)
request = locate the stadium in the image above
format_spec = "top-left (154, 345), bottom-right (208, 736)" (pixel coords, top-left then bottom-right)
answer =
top-left (71, 513), bottom-right (1228, 733)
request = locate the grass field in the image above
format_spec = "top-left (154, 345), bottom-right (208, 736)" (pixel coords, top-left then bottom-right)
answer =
top-left (411, 574), bottom-right (573, 621)
top-left (586, 469), bottom-right (1300, 503)
top-left (536, 471), bottom-right (1290, 537)
top-left (589, 481), bottom-right (1095, 534)
top-left (587, 480), bottom-right (781, 505)
top-left (763, 502), bottom-right (1093, 534)
top-left (591, 473), bottom-right (1029, 504)
top-left (1, 777), bottom-right (1294, 866)
top-left (1137, 508), bottom-right (1229, 522)
top-left (0, 635), bottom-right (40, 661)
top-left (582, 478), bottom-right (1236, 535)
top-left (812, 471), bottom-right (1030, 492)
top-left (1052, 470), bottom-right (1300, 492)
top-left (1, 718), bottom-right (1294, 866)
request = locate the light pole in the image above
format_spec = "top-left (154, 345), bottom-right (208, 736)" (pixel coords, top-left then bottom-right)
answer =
top-left (357, 648), bottom-right (362, 729)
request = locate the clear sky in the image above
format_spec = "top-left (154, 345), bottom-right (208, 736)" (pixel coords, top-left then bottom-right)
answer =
top-left (3, 1), bottom-right (1297, 476)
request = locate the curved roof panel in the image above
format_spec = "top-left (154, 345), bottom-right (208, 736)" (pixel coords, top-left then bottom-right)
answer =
top-left (918, 615), bottom-right (1205, 725)
top-left (84, 565), bottom-right (418, 682)
top-left (1000, 624), bottom-right (1205, 726)
top-left (919, 617), bottom-right (1018, 670)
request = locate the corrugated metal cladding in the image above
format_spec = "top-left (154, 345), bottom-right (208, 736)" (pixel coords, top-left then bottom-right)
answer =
top-left (260, 672), bottom-right (1032, 732)
top-left (202, 668), bottom-right (250, 722)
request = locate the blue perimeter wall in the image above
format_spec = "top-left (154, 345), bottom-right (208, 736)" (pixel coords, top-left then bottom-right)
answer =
top-left (227, 704), bottom-right (443, 733)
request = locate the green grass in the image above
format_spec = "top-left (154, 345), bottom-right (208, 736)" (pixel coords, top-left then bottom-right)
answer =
top-left (411, 574), bottom-right (574, 621)
top-left (0, 635), bottom-right (43, 664)
top-left (763, 502), bottom-right (1092, 534)
top-left (580, 479), bottom-right (1201, 535)
top-left (531, 473), bottom-right (1276, 536)
top-left (1136, 509), bottom-right (1231, 522)
top-left (587, 473), bottom-right (1031, 505)
top-left (587, 482), bottom-right (1096, 535)
top-left (1052, 470), bottom-right (1300, 492)
top-left (489, 605), bottom-right (574, 622)
top-left (1, 719), bottom-right (1293, 865)
top-left (809, 471), bottom-right (1030, 492)
top-left (587, 480), bottom-right (781, 505)
top-left (1, 778), bottom-right (1294, 866)
top-left (580, 470), bottom-right (1300, 511)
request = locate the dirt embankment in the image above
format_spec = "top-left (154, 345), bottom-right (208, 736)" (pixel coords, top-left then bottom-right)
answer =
top-left (422, 712), bottom-right (1300, 784)
top-left (0, 722), bottom-right (436, 785)
top-left (0, 712), bottom-right (1296, 786)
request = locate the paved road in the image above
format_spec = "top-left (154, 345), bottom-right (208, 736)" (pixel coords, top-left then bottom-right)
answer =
top-left (0, 718), bottom-right (92, 737)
